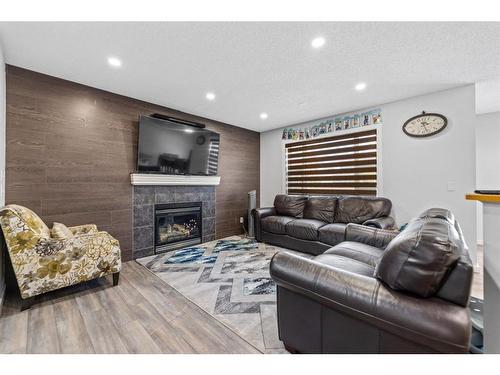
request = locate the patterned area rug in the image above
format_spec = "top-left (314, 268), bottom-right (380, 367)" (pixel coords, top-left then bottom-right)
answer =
top-left (136, 236), bottom-right (310, 353)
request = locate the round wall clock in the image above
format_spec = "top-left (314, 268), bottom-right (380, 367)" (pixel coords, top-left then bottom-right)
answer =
top-left (196, 135), bottom-right (206, 145)
top-left (402, 111), bottom-right (447, 138)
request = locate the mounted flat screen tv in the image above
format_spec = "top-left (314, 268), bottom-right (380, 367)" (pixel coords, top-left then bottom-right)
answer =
top-left (137, 115), bottom-right (220, 175)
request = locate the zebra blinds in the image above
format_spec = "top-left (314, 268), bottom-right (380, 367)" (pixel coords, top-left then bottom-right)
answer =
top-left (208, 139), bottom-right (220, 175)
top-left (285, 129), bottom-right (377, 196)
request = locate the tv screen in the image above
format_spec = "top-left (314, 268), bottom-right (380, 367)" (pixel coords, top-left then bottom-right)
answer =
top-left (137, 115), bottom-right (220, 175)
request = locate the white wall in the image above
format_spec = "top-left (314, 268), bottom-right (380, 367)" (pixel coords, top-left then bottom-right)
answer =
top-left (475, 111), bottom-right (500, 244)
top-left (260, 126), bottom-right (286, 207)
top-left (0, 42), bottom-right (6, 308)
top-left (476, 79), bottom-right (500, 115)
top-left (260, 85), bottom-right (477, 261)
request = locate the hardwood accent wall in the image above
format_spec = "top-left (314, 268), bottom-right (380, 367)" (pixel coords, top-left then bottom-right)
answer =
top-left (5, 66), bottom-right (260, 261)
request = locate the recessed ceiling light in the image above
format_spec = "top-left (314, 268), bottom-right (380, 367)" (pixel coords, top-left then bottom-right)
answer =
top-left (355, 82), bottom-right (367, 91)
top-left (107, 56), bottom-right (122, 68)
top-left (311, 37), bottom-right (326, 49)
top-left (184, 128), bottom-right (194, 133)
top-left (206, 92), bottom-right (216, 101)
top-left (260, 113), bottom-right (268, 120)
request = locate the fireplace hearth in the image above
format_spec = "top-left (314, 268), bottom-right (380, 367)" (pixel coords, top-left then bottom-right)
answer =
top-left (155, 202), bottom-right (202, 253)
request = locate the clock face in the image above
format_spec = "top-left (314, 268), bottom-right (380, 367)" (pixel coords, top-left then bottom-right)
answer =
top-left (402, 113), bottom-right (447, 137)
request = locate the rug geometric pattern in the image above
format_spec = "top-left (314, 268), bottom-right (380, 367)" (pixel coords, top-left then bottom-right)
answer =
top-left (136, 236), bottom-right (311, 353)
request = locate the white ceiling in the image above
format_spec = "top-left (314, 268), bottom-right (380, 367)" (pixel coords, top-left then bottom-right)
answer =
top-left (0, 22), bottom-right (499, 132)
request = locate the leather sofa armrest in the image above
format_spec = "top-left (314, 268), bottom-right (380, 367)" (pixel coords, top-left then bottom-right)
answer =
top-left (251, 207), bottom-right (276, 241)
top-left (252, 207), bottom-right (276, 218)
top-left (345, 223), bottom-right (398, 249)
top-left (362, 216), bottom-right (395, 229)
top-left (270, 251), bottom-right (471, 353)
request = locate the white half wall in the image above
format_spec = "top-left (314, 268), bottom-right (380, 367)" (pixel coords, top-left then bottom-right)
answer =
top-left (476, 79), bottom-right (500, 115)
top-left (0, 42), bottom-right (6, 308)
top-left (260, 85), bottom-right (477, 261)
top-left (0, 45), bottom-right (5, 205)
top-left (475, 111), bottom-right (500, 244)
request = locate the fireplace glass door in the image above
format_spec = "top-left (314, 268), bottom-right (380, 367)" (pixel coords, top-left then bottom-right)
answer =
top-left (154, 203), bottom-right (202, 253)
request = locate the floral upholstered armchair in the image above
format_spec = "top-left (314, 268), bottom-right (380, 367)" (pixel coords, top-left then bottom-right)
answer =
top-left (0, 204), bottom-right (121, 309)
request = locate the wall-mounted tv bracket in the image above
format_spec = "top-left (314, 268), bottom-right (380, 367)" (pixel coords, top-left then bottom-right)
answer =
top-left (151, 113), bottom-right (206, 129)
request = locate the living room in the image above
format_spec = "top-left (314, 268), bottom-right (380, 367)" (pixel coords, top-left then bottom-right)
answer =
top-left (0, 1), bottom-right (500, 372)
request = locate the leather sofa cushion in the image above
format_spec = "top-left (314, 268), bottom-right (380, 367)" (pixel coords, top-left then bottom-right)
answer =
top-left (274, 194), bottom-right (308, 217)
top-left (375, 217), bottom-right (462, 298)
top-left (261, 215), bottom-right (295, 235)
top-left (325, 241), bottom-right (384, 268)
top-left (285, 219), bottom-right (326, 241)
top-left (318, 223), bottom-right (347, 246)
top-left (335, 196), bottom-right (392, 224)
top-left (303, 196), bottom-right (337, 223)
top-left (315, 252), bottom-right (375, 277)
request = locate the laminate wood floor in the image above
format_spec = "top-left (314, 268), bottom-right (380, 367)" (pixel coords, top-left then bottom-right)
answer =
top-left (0, 261), bottom-right (260, 354)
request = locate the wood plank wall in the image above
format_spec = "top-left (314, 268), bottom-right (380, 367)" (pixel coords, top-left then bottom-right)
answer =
top-left (5, 66), bottom-right (260, 261)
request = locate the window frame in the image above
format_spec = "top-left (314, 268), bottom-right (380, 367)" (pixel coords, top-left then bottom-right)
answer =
top-left (284, 128), bottom-right (379, 196)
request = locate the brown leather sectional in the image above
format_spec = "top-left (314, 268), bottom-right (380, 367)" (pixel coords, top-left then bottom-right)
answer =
top-left (269, 207), bottom-right (473, 353)
top-left (252, 194), bottom-right (395, 255)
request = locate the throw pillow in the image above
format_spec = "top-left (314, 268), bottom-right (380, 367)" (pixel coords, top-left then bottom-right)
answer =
top-left (375, 217), bottom-right (461, 297)
top-left (273, 194), bottom-right (308, 217)
top-left (51, 222), bottom-right (74, 239)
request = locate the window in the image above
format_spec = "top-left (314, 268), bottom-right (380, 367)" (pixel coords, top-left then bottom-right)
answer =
top-left (285, 129), bottom-right (377, 196)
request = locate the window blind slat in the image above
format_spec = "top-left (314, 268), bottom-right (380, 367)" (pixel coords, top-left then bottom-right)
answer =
top-left (287, 174), bottom-right (377, 182)
top-left (286, 136), bottom-right (377, 155)
top-left (288, 151), bottom-right (377, 164)
top-left (285, 129), bottom-right (377, 148)
top-left (287, 188), bottom-right (376, 196)
top-left (288, 182), bottom-right (376, 188)
top-left (287, 143), bottom-right (376, 160)
top-left (288, 158), bottom-right (376, 170)
top-left (287, 166), bottom-right (377, 176)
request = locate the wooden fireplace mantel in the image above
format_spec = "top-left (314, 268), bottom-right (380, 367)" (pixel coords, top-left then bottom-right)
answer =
top-left (130, 173), bottom-right (221, 186)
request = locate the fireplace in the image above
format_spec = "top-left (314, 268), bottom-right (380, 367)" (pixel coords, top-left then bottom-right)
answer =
top-left (154, 202), bottom-right (202, 253)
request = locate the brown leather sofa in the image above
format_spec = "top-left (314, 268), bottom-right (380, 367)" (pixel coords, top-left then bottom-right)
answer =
top-left (252, 194), bottom-right (394, 255)
top-left (270, 208), bottom-right (473, 353)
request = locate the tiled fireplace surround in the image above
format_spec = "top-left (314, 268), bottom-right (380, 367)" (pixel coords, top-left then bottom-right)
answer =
top-left (132, 185), bottom-right (216, 259)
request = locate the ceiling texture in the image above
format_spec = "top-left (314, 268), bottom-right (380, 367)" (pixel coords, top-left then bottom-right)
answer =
top-left (0, 22), bottom-right (499, 132)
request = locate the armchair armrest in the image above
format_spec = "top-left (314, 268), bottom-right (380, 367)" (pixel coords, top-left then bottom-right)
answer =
top-left (362, 216), bottom-right (395, 229)
top-left (345, 223), bottom-right (398, 249)
top-left (40, 231), bottom-right (121, 263)
top-left (74, 230), bottom-right (120, 245)
top-left (270, 251), bottom-right (471, 353)
top-left (53, 231), bottom-right (121, 274)
top-left (69, 224), bottom-right (98, 236)
top-left (251, 207), bottom-right (276, 241)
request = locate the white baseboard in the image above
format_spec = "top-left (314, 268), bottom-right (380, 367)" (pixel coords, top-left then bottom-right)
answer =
top-left (474, 242), bottom-right (483, 273)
